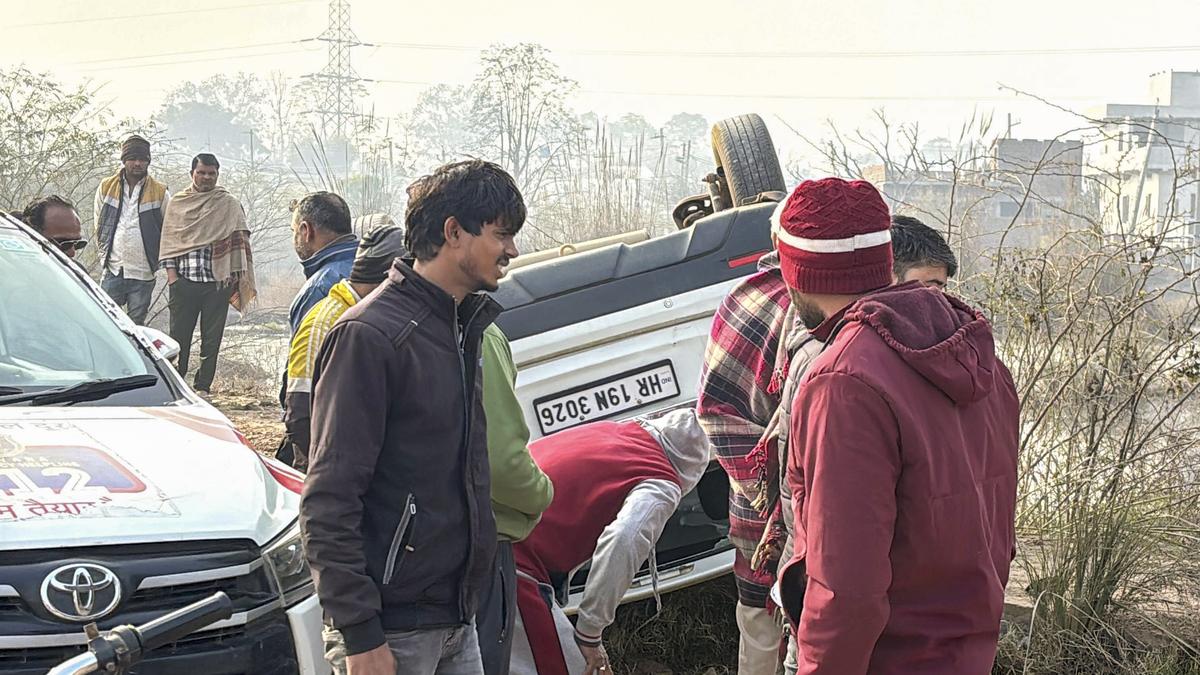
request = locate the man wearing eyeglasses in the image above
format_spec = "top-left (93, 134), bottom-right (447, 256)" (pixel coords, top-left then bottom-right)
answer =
top-left (21, 195), bottom-right (87, 259)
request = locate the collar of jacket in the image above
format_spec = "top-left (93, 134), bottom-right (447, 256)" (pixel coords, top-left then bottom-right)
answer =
top-left (301, 234), bottom-right (358, 279)
top-left (389, 259), bottom-right (503, 330)
top-left (812, 302), bottom-right (852, 343)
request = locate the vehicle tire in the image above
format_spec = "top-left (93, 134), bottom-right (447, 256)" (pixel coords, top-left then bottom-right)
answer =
top-left (711, 114), bottom-right (787, 207)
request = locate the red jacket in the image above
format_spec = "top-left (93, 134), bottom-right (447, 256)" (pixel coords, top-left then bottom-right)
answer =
top-left (778, 283), bottom-right (1019, 675)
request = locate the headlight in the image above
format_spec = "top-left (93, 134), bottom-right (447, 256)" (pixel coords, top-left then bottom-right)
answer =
top-left (264, 522), bottom-right (312, 599)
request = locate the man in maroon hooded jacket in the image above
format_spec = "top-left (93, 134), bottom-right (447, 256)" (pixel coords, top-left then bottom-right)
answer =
top-left (774, 177), bottom-right (1020, 675)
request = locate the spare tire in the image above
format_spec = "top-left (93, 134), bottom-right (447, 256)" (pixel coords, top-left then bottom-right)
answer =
top-left (711, 114), bottom-right (787, 207)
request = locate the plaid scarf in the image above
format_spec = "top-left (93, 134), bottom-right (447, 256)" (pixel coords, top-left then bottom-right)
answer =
top-left (697, 252), bottom-right (794, 605)
top-left (160, 185), bottom-right (257, 310)
top-left (216, 229), bottom-right (257, 311)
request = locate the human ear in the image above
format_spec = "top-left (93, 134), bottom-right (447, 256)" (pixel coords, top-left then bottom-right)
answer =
top-left (443, 216), bottom-right (463, 248)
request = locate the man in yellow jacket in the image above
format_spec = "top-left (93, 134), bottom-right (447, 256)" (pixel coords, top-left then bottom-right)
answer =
top-left (283, 224), bottom-right (407, 470)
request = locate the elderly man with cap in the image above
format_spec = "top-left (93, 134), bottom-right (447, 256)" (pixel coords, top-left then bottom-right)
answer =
top-left (772, 178), bottom-right (1020, 674)
top-left (282, 223), bottom-right (407, 471)
top-left (94, 134), bottom-right (170, 325)
top-left (509, 409), bottom-right (710, 675)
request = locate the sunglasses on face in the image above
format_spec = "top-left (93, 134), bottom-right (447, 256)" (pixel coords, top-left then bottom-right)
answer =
top-left (54, 238), bottom-right (88, 253)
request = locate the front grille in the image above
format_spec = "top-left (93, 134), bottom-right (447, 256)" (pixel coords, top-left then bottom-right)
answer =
top-left (0, 613), bottom-right (299, 675)
top-left (125, 572), bottom-right (278, 615)
top-left (0, 539), bottom-right (271, 630)
top-left (0, 539), bottom-right (301, 675)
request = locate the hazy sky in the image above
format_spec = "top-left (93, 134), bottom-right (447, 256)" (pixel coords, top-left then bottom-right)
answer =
top-left (7, 0), bottom-right (1200, 158)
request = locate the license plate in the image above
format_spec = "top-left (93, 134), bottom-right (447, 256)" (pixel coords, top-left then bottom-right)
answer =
top-left (533, 360), bottom-right (680, 435)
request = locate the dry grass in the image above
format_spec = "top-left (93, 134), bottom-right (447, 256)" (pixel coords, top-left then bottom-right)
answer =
top-left (605, 575), bottom-right (739, 675)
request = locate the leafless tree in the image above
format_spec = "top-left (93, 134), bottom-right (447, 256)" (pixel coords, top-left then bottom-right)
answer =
top-left (787, 105), bottom-right (1200, 674)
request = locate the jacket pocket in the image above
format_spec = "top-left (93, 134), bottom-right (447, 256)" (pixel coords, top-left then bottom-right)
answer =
top-left (383, 494), bottom-right (417, 585)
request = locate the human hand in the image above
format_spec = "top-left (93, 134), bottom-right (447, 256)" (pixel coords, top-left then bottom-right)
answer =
top-left (166, 269), bottom-right (179, 285)
top-left (345, 643), bottom-right (395, 675)
top-left (578, 640), bottom-right (612, 675)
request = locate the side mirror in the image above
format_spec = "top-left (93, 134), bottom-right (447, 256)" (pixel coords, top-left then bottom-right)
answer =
top-left (138, 326), bottom-right (180, 360)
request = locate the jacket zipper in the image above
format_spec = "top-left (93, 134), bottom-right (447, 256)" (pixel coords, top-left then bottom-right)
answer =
top-left (455, 300), bottom-right (487, 622)
top-left (383, 494), bottom-right (417, 584)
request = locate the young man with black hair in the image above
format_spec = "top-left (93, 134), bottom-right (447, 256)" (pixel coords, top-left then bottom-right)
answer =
top-left (302, 160), bottom-right (524, 675)
top-left (889, 214), bottom-right (958, 288)
top-left (21, 195), bottom-right (86, 259)
top-left (159, 154), bottom-right (256, 394)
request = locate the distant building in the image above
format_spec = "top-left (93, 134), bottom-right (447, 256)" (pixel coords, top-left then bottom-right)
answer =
top-left (989, 138), bottom-right (1083, 227)
top-left (862, 135), bottom-right (1084, 266)
top-left (1086, 71), bottom-right (1200, 243)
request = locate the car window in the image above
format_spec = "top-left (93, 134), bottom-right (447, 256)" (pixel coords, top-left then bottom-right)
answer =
top-left (0, 229), bottom-right (170, 403)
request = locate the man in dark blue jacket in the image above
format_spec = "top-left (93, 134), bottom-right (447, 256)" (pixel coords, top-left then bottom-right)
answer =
top-left (288, 191), bottom-right (358, 335)
top-left (278, 191), bottom-right (359, 467)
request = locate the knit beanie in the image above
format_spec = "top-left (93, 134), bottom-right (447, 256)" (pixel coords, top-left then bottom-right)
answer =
top-left (121, 135), bottom-right (151, 162)
top-left (773, 177), bottom-right (893, 295)
top-left (350, 223), bottom-right (407, 284)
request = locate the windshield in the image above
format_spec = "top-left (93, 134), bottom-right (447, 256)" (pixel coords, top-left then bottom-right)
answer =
top-left (0, 228), bottom-right (173, 404)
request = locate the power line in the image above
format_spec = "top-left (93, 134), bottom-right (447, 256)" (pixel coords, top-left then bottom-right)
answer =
top-left (371, 40), bottom-right (1200, 60)
top-left (370, 78), bottom-right (1100, 103)
top-left (77, 46), bottom-right (316, 73)
top-left (69, 40), bottom-right (301, 66)
top-left (10, 0), bottom-right (319, 29)
top-left (576, 89), bottom-right (1099, 102)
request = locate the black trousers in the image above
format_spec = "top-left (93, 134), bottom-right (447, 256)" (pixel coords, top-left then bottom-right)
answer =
top-left (168, 278), bottom-right (233, 392)
top-left (477, 541), bottom-right (516, 675)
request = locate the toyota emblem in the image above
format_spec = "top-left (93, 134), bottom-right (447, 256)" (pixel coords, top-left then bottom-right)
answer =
top-left (40, 563), bottom-right (122, 622)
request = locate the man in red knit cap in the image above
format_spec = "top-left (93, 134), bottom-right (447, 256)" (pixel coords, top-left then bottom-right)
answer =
top-left (773, 177), bottom-right (1020, 674)
top-left (698, 202), bottom-right (962, 672)
top-left (509, 409), bottom-right (710, 675)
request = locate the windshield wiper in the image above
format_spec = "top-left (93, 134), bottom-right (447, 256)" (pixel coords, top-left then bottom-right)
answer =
top-left (0, 374), bottom-right (159, 406)
top-left (0, 386), bottom-right (23, 395)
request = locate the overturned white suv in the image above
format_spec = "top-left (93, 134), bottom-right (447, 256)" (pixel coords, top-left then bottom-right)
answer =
top-left (0, 214), bottom-right (328, 675)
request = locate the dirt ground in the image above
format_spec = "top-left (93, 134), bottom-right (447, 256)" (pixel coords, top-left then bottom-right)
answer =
top-left (211, 392), bottom-right (286, 457)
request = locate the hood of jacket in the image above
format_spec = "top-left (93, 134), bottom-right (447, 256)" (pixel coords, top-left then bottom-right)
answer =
top-left (638, 408), bottom-right (711, 494)
top-left (843, 282), bottom-right (998, 405)
top-left (301, 235), bottom-right (358, 279)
